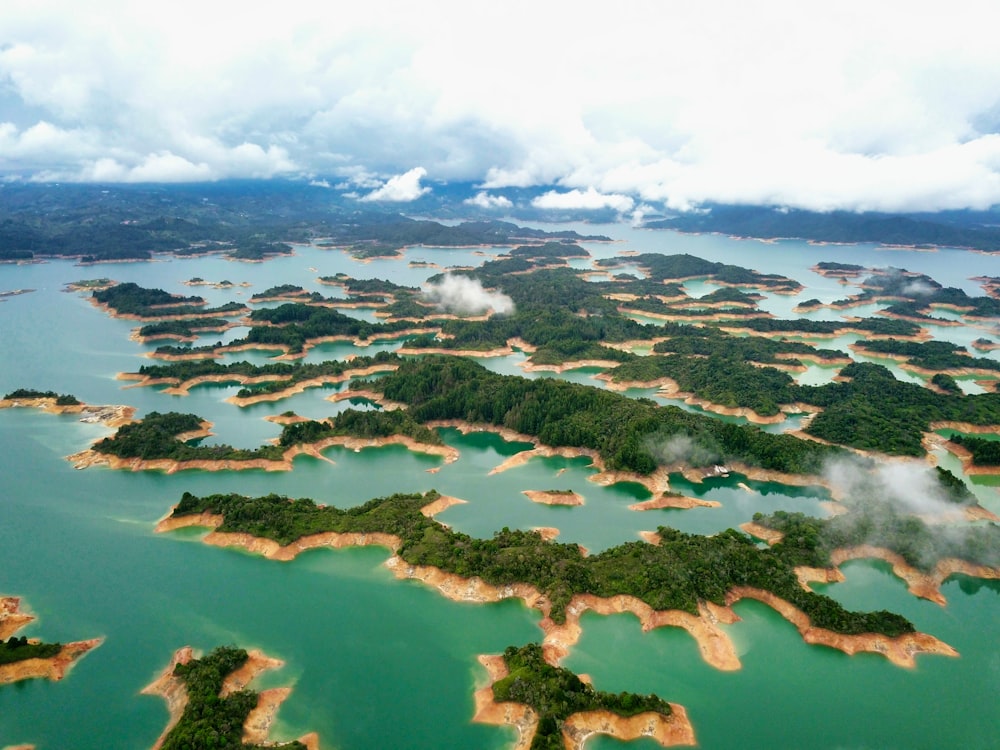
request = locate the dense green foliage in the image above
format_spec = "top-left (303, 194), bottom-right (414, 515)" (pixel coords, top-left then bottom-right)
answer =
top-left (128, 352), bottom-right (399, 400)
top-left (753, 509), bottom-right (1000, 572)
top-left (734, 317), bottom-right (920, 337)
top-left (0, 637), bottom-right (61, 666)
top-left (950, 434), bottom-right (1000, 466)
top-left (92, 282), bottom-right (246, 319)
top-left (161, 646), bottom-right (305, 750)
top-left (492, 643), bottom-right (671, 750)
top-left (798, 363), bottom-right (1000, 455)
top-left (4, 388), bottom-right (79, 405)
top-left (856, 339), bottom-right (1000, 373)
top-left (137, 318), bottom-right (233, 339)
top-left (650, 329), bottom-right (845, 363)
top-left (276, 409), bottom-right (443, 448)
top-left (93, 411), bottom-right (283, 462)
top-left (596, 253), bottom-right (801, 292)
top-left (356, 356), bottom-right (839, 474)
top-left (611, 355), bottom-right (794, 417)
top-left (170, 490), bottom-right (916, 635)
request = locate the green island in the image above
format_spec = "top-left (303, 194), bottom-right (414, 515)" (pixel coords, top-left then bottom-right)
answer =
top-left (92, 282), bottom-right (248, 319)
top-left (123, 351), bottom-right (401, 399)
top-left (165, 489), bottom-right (918, 636)
top-left (486, 642), bottom-right (676, 750)
top-left (851, 338), bottom-right (1000, 375)
top-left (88, 407), bottom-right (442, 465)
top-left (3, 388), bottom-right (81, 406)
top-left (151, 646), bottom-right (307, 750)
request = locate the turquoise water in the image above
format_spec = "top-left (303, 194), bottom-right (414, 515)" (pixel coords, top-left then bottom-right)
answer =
top-left (1, 233), bottom-right (999, 749)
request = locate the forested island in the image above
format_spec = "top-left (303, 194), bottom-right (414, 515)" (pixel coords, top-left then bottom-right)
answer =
top-left (142, 645), bottom-right (315, 750)
top-left (161, 488), bottom-right (962, 650)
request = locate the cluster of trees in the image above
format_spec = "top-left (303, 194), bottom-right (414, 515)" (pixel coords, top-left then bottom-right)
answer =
top-left (0, 636), bottom-right (61, 666)
top-left (596, 253), bottom-right (801, 292)
top-left (355, 355), bottom-right (840, 475)
top-left (753, 508), bottom-right (1000, 572)
top-left (798, 363), bottom-right (1000, 455)
top-left (93, 411), bottom-right (284, 463)
top-left (492, 642), bottom-right (671, 750)
top-left (651, 329), bottom-right (845, 363)
top-left (3, 388), bottom-right (80, 405)
top-left (856, 339), bottom-right (1000, 373)
top-left (276, 409), bottom-right (443, 448)
top-left (949, 434), bottom-right (1000, 466)
top-left (169, 490), bottom-right (918, 635)
top-left (735, 316), bottom-right (920, 337)
top-left (93, 283), bottom-right (246, 319)
top-left (611, 354), bottom-right (795, 417)
top-left (137, 318), bottom-right (233, 340)
top-left (161, 646), bottom-right (306, 750)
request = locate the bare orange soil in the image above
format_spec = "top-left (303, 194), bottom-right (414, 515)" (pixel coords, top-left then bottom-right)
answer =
top-left (142, 646), bottom-right (318, 750)
top-left (0, 397), bottom-right (135, 429)
top-left (0, 597), bottom-right (102, 685)
top-left (629, 495), bottom-right (720, 510)
top-left (471, 655), bottom-right (696, 750)
top-left (523, 490), bottom-right (584, 506)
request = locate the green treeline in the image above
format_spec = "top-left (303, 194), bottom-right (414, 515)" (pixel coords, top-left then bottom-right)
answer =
top-left (91, 401), bottom-right (437, 464)
top-left (276, 409), bottom-right (443, 447)
top-left (950, 434), bottom-right (1000, 466)
top-left (137, 318), bottom-right (233, 339)
top-left (733, 317), bottom-right (920, 337)
top-left (93, 411), bottom-right (283, 463)
top-left (355, 356), bottom-right (839, 475)
top-left (492, 642), bottom-right (671, 750)
top-left (650, 329), bottom-right (845, 363)
top-left (611, 355), bottom-right (794, 417)
top-left (608, 354), bottom-right (1000, 456)
top-left (168, 491), bottom-right (915, 635)
top-left (0, 637), bottom-right (62, 666)
top-left (3, 388), bottom-right (80, 405)
top-left (752, 509), bottom-right (1000, 572)
top-left (92, 283), bottom-right (246, 318)
top-left (161, 646), bottom-right (305, 750)
top-left (798, 363), bottom-right (1000, 455)
top-left (240, 305), bottom-right (419, 353)
top-left (130, 352), bottom-right (399, 397)
top-left (856, 339), bottom-right (1000, 373)
top-left (595, 253), bottom-right (801, 292)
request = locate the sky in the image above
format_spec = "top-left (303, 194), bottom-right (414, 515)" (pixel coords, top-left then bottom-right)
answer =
top-left (3, 1), bottom-right (1000, 214)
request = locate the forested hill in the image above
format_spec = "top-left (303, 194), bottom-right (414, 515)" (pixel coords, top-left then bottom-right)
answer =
top-left (649, 205), bottom-right (1000, 252)
top-left (0, 182), bottom-right (607, 262)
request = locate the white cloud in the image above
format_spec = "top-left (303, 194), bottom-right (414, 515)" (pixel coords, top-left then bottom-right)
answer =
top-left (361, 167), bottom-right (430, 202)
top-left (422, 274), bottom-right (514, 316)
top-left (532, 187), bottom-right (635, 213)
top-left (464, 191), bottom-right (512, 209)
top-left (3, 2), bottom-right (1000, 211)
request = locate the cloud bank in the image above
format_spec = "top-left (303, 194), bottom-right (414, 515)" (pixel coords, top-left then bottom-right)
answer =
top-left (422, 274), bottom-right (514, 316)
top-left (3, 2), bottom-right (1000, 212)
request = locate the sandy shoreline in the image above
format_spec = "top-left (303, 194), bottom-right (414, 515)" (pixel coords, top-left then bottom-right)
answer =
top-left (0, 397), bottom-right (135, 429)
top-left (0, 597), bottom-right (102, 685)
top-left (141, 646), bottom-right (317, 750)
top-left (472, 655), bottom-right (696, 749)
top-left (68, 429), bottom-right (459, 474)
top-left (157, 509), bottom-right (963, 672)
top-left (523, 490), bottom-right (584, 506)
